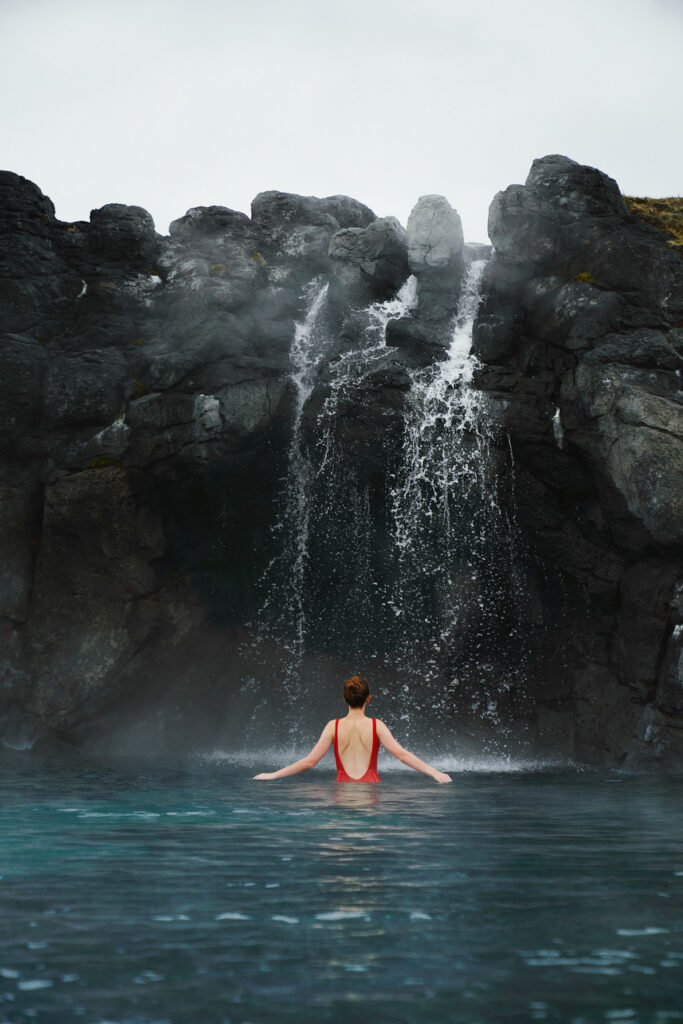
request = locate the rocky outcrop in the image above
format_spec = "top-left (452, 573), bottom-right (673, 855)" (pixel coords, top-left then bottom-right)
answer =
top-left (0, 159), bottom-right (681, 769)
top-left (0, 171), bottom-right (389, 756)
top-left (328, 216), bottom-right (410, 308)
top-left (474, 154), bottom-right (683, 768)
top-left (380, 195), bottom-right (469, 366)
top-left (406, 194), bottom-right (465, 310)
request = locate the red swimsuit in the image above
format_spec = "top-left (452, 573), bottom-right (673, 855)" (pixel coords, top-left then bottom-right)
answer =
top-left (334, 717), bottom-right (381, 783)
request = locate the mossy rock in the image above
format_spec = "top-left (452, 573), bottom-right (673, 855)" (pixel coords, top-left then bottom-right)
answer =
top-left (209, 263), bottom-right (227, 277)
top-left (624, 196), bottom-right (683, 255)
top-left (573, 271), bottom-right (596, 285)
top-left (251, 251), bottom-right (267, 266)
top-left (89, 457), bottom-right (122, 469)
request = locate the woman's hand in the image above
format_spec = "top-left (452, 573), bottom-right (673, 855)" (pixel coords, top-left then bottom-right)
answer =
top-left (433, 771), bottom-right (452, 784)
top-left (252, 772), bottom-right (276, 781)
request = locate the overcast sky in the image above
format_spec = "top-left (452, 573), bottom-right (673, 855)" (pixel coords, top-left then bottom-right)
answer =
top-left (1, 0), bottom-right (681, 241)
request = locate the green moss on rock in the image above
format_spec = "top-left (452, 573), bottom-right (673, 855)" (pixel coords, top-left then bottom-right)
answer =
top-left (624, 196), bottom-right (683, 254)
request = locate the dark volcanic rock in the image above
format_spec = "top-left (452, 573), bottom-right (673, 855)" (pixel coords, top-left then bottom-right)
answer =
top-left (251, 190), bottom-right (376, 269)
top-left (169, 205), bottom-right (252, 240)
top-left (475, 153), bottom-right (683, 767)
top-left (0, 172), bottom-right (82, 338)
top-left (89, 203), bottom-right (159, 266)
top-left (488, 154), bottom-right (683, 318)
top-left (328, 216), bottom-right (409, 307)
top-left (1, 161), bottom-right (682, 768)
top-left (385, 315), bottom-right (447, 366)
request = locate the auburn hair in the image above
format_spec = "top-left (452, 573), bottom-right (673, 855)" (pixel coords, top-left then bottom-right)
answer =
top-left (343, 675), bottom-right (370, 708)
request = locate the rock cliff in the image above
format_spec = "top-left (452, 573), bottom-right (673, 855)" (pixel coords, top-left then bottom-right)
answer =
top-left (475, 155), bottom-right (683, 767)
top-left (0, 156), bottom-right (680, 767)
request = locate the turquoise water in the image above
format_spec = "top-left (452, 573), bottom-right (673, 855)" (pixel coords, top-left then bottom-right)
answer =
top-left (1, 753), bottom-right (682, 1023)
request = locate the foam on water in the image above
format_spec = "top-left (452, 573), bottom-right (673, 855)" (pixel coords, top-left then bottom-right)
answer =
top-left (200, 745), bottom-right (564, 773)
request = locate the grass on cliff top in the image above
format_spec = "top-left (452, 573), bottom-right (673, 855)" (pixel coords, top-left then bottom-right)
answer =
top-left (624, 195), bottom-right (683, 253)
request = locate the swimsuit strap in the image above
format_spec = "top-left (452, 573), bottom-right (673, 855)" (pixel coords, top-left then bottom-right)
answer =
top-left (371, 717), bottom-right (379, 769)
top-left (334, 718), bottom-right (341, 771)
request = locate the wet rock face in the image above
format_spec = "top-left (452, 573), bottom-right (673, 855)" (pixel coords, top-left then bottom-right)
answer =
top-left (474, 153), bottom-right (683, 768)
top-left (251, 190), bottom-right (376, 270)
top-left (328, 216), bottom-right (410, 307)
top-left (0, 174), bottom-right (376, 749)
top-left (0, 160), bottom-right (681, 768)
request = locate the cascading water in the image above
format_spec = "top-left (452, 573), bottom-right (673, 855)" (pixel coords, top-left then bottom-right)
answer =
top-left (316, 274), bottom-right (418, 471)
top-left (252, 278), bottom-right (330, 684)
top-left (388, 261), bottom-right (530, 736)
top-left (248, 258), bottom-right (534, 749)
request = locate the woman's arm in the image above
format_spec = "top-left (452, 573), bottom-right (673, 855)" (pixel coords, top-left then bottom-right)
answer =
top-left (376, 720), bottom-right (452, 783)
top-left (252, 721), bottom-right (335, 780)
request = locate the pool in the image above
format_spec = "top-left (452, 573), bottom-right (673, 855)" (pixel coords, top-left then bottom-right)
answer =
top-left (1, 751), bottom-right (681, 1023)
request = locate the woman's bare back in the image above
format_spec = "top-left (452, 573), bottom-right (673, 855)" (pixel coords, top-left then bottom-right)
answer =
top-left (335, 716), bottom-right (375, 778)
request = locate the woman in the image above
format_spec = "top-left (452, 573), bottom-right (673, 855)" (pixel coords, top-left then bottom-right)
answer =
top-left (253, 675), bottom-right (452, 784)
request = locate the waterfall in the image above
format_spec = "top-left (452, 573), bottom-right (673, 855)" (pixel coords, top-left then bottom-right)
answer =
top-left (316, 274), bottom-right (418, 472)
top-left (255, 278), bottom-right (330, 682)
top-left (392, 260), bottom-right (489, 560)
top-left (249, 259), bottom-right (532, 747)
top-left (388, 260), bottom-right (527, 729)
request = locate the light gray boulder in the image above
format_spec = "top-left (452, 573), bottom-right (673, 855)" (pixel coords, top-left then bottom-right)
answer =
top-left (406, 194), bottom-right (464, 273)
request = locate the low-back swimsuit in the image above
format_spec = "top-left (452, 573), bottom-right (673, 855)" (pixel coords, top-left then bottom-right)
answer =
top-left (334, 717), bottom-right (381, 783)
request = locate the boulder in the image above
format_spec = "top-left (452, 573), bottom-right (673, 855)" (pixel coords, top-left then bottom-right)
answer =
top-left (251, 190), bottom-right (375, 234)
top-left (406, 194), bottom-right (466, 316)
top-left (251, 190), bottom-right (375, 266)
top-left (487, 153), bottom-right (683, 320)
top-left (406, 194), bottom-right (464, 274)
top-left (89, 203), bottom-right (159, 267)
top-left (169, 205), bottom-right (252, 240)
top-left (328, 216), bottom-right (409, 306)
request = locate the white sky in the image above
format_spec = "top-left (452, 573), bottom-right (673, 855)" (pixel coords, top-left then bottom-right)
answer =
top-left (1, 0), bottom-right (681, 242)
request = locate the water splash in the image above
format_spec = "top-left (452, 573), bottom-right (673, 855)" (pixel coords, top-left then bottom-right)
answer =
top-left (247, 261), bottom-right (533, 751)
top-left (316, 274), bottom-right (418, 469)
top-left (388, 260), bottom-right (530, 738)
top-left (392, 260), bottom-right (488, 559)
top-left (255, 278), bottom-right (330, 683)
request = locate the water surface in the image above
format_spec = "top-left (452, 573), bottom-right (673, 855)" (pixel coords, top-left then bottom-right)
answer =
top-left (1, 753), bottom-right (681, 1023)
